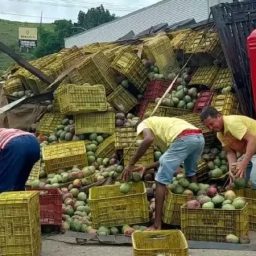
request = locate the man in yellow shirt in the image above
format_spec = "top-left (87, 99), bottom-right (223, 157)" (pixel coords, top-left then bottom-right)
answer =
top-left (200, 106), bottom-right (256, 187)
top-left (122, 116), bottom-right (205, 230)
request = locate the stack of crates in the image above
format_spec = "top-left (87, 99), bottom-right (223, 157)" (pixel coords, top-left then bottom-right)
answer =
top-left (88, 182), bottom-right (149, 228)
top-left (189, 66), bottom-right (219, 88)
top-left (42, 140), bottom-right (88, 173)
top-left (143, 35), bottom-right (178, 75)
top-left (36, 112), bottom-right (64, 135)
top-left (0, 191), bottom-right (41, 256)
top-left (211, 93), bottom-right (239, 114)
top-left (212, 68), bottom-right (233, 90)
top-left (111, 51), bottom-right (148, 93)
top-left (115, 127), bottom-right (137, 150)
top-left (54, 83), bottom-right (108, 115)
top-left (107, 85), bottom-right (138, 113)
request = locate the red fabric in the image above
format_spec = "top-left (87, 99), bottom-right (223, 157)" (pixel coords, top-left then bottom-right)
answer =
top-left (177, 129), bottom-right (202, 138)
top-left (0, 128), bottom-right (33, 149)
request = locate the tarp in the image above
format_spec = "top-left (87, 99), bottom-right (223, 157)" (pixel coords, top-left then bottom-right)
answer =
top-left (0, 84), bottom-right (47, 130)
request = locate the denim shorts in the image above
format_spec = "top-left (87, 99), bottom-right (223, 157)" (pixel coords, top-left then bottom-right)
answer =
top-left (245, 161), bottom-right (256, 189)
top-left (155, 134), bottom-right (205, 185)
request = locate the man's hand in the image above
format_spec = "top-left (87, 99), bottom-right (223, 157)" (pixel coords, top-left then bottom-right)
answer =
top-left (235, 160), bottom-right (248, 178)
top-left (122, 165), bottom-right (133, 181)
top-left (121, 165), bottom-right (145, 181)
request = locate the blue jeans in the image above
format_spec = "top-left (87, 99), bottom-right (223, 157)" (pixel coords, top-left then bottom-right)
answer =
top-left (155, 134), bottom-right (205, 185)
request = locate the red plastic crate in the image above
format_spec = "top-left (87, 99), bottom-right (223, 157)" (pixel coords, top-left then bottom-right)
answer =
top-left (38, 189), bottom-right (62, 226)
top-left (136, 99), bottom-right (149, 118)
top-left (143, 80), bottom-right (169, 101)
top-left (193, 90), bottom-right (214, 113)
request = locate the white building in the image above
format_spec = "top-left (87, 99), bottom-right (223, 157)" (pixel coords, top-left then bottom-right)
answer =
top-left (65, 0), bottom-right (233, 48)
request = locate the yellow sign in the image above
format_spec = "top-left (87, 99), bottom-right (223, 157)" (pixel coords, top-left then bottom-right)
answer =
top-left (19, 27), bottom-right (37, 41)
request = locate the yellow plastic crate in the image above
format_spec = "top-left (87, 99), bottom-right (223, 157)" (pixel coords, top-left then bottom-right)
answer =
top-left (189, 66), bottom-right (219, 87)
top-left (75, 111), bottom-right (115, 134)
top-left (212, 68), bottom-right (233, 89)
top-left (42, 141), bottom-right (88, 173)
top-left (115, 127), bottom-right (137, 150)
top-left (124, 147), bottom-right (154, 167)
top-left (0, 191), bottom-right (41, 256)
top-left (132, 230), bottom-right (188, 256)
top-left (88, 182), bottom-right (149, 228)
top-left (26, 160), bottom-right (41, 186)
top-left (185, 31), bottom-right (220, 56)
top-left (68, 67), bottom-right (85, 84)
top-left (107, 85), bottom-right (138, 113)
top-left (54, 83), bottom-right (108, 115)
top-left (96, 134), bottom-right (116, 158)
top-left (144, 103), bottom-right (192, 119)
top-left (143, 35), bottom-right (178, 75)
top-left (3, 77), bottom-right (24, 95)
top-left (111, 51), bottom-right (148, 93)
top-left (62, 48), bottom-right (85, 69)
top-left (169, 29), bottom-right (194, 51)
top-left (163, 190), bottom-right (190, 225)
top-left (36, 112), bottom-right (64, 135)
top-left (76, 51), bottom-right (118, 95)
top-left (234, 189), bottom-right (256, 231)
top-left (211, 93), bottom-right (239, 115)
top-left (181, 204), bottom-right (249, 242)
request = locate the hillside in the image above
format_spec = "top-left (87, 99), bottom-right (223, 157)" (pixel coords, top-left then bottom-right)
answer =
top-left (0, 19), bottom-right (54, 75)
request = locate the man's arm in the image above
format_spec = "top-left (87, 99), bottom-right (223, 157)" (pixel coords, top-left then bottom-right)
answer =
top-left (223, 146), bottom-right (237, 184)
top-left (128, 128), bottom-right (154, 167)
top-left (122, 128), bottom-right (154, 181)
top-left (236, 132), bottom-right (256, 177)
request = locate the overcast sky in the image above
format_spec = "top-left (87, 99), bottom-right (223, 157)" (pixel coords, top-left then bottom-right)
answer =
top-left (0, 0), bottom-right (161, 23)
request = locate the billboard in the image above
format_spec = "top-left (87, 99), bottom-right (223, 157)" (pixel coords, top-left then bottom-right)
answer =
top-left (18, 27), bottom-right (38, 41)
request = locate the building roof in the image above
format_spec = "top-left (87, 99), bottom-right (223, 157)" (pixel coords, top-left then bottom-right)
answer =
top-left (65, 0), bottom-right (233, 47)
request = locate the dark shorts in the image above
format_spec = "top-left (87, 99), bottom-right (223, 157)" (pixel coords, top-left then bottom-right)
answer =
top-left (0, 135), bottom-right (40, 192)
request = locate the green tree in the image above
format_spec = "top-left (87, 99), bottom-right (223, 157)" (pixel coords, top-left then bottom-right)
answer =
top-left (34, 20), bottom-right (74, 57)
top-left (77, 5), bottom-right (115, 30)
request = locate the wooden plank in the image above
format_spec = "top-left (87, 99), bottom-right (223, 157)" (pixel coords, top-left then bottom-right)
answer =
top-left (0, 41), bottom-right (53, 85)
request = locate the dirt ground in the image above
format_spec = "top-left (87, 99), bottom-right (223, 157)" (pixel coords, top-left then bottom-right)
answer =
top-left (42, 239), bottom-right (256, 256)
top-left (41, 231), bottom-right (256, 256)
